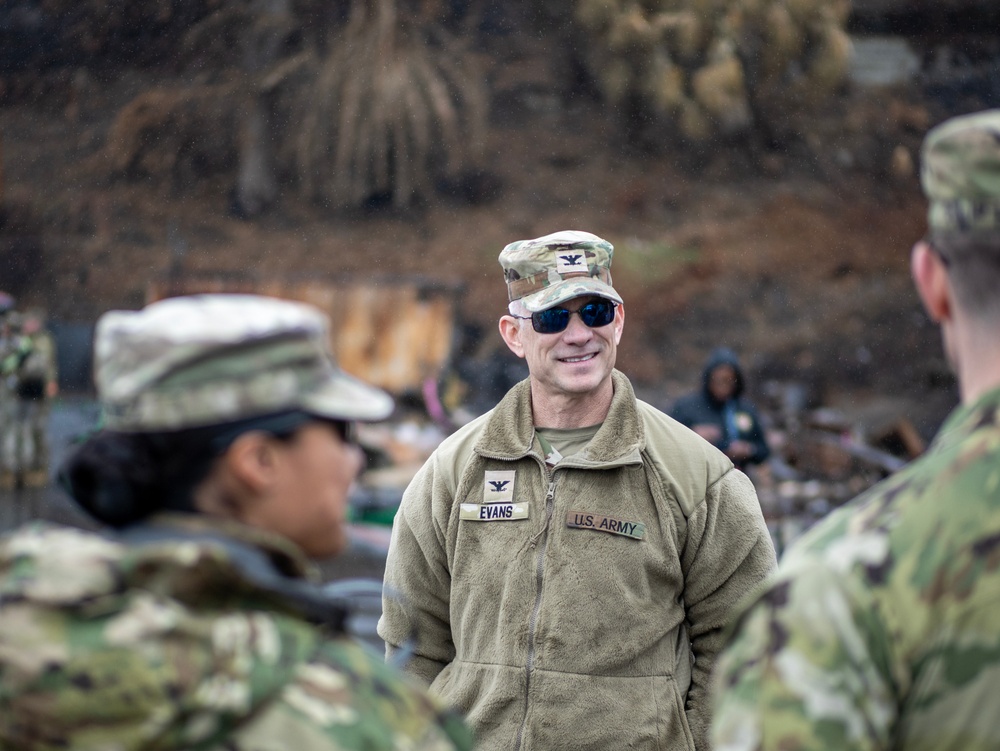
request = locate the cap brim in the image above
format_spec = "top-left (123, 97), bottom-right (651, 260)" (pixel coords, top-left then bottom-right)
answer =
top-left (520, 278), bottom-right (623, 313)
top-left (301, 369), bottom-right (395, 422)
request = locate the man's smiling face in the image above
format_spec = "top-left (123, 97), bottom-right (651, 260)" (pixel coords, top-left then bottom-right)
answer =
top-left (503, 295), bottom-right (624, 403)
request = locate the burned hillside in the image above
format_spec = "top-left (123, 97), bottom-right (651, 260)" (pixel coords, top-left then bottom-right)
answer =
top-left (1, 0), bottom-right (997, 439)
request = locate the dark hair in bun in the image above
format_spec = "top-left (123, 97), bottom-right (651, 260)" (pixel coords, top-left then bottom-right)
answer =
top-left (58, 410), bottom-right (316, 527)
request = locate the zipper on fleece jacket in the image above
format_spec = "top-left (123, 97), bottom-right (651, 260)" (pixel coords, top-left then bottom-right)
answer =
top-left (514, 469), bottom-right (556, 751)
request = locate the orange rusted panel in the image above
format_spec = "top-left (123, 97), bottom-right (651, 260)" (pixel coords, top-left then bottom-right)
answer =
top-left (147, 274), bottom-right (461, 394)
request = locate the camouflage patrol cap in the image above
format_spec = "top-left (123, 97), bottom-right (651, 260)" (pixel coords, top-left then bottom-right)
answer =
top-left (95, 294), bottom-right (394, 431)
top-left (922, 108), bottom-right (1000, 235)
top-left (499, 230), bottom-right (623, 312)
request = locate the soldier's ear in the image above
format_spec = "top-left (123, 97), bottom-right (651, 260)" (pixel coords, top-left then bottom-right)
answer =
top-left (187, 439), bottom-right (250, 520)
top-left (499, 315), bottom-right (526, 359)
top-left (212, 431), bottom-right (281, 507)
top-left (911, 241), bottom-right (952, 324)
top-left (194, 431), bottom-right (283, 520)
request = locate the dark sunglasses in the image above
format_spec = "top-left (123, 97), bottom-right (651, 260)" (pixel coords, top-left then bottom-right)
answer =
top-left (330, 419), bottom-right (357, 446)
top-left (513, 299), bottom-right (618, 334)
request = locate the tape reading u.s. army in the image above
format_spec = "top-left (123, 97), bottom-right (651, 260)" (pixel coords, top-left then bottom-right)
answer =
top-left (566, 510), bottom-right (645, 540)
top-left (460, 503), bottom-right (530, 521)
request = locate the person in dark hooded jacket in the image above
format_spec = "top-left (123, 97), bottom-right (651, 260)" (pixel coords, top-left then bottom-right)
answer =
top-left (670, 347), bottom-right (770, 470)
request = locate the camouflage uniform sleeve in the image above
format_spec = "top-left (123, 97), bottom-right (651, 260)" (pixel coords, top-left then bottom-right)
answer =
top-left (711, 559), bottom-right (897, 751)
top-left (226, 638), bottom-right (473, 750)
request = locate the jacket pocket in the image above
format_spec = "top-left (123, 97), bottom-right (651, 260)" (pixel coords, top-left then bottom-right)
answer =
top-left (433, 660), bottom-right (527, 750)
top-left (521, 671), bottom-right (689, 751)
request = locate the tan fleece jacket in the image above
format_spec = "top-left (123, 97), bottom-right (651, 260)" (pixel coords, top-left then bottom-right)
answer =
top-left (378, 370), bottom-right (776, 751)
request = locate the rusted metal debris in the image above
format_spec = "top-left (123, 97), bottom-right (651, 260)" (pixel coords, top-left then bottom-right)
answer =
top-left (752, 382), bottom-right (932, 556)
top-left (147, 272), bottom-right (463, 395)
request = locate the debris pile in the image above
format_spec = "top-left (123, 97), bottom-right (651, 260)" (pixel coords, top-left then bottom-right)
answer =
top-left (753, 381), bottom-right (928, 555)
top-left (351, 418), bottom-right (450, 525)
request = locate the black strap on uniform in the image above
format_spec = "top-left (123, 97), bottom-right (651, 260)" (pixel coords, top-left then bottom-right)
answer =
top-left (117, 524), bottom-right (349, 633)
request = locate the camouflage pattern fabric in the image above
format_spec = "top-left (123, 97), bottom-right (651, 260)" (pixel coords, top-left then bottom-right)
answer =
top-left (711, 385), bottom-right (1000, 751)
top-left (922, 108), bottom-right (1000, 234)
top-left (498, 229), bottom-right (624, 312)
top-left (0, 517), bottom-right (473, 751)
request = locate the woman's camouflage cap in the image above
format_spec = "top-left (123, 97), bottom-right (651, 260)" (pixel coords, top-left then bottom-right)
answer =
top-left (95, 294), bottom-right (394, 431)
top-left (922, 108), bottom-right (1000, 235)
top-left (498, 230), bottom-right (623, 312)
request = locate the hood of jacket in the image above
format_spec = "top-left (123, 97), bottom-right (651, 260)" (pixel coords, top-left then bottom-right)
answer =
top-left (700, 347), bottom-right (745, 403)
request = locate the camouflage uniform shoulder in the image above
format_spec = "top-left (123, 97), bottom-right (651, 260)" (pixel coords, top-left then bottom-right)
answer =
top-left (0, 520), bottom-right (472, 750)
top-left (712, 388), bottom-right (1000, 751)
top-left (0, 521), bottom-right (125, 602)
top-left (0, 520), bottom-right (317, 749)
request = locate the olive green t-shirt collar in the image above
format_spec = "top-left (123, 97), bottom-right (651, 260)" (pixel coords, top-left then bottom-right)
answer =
top-left (536, 424), bottom-right (602, 466)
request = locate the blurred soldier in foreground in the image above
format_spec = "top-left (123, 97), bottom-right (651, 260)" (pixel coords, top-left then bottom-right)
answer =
top-left (712, 109), bottom-right (1000, 750)
top-left (671, 347), bottom-right (771, 472)
top-left (0, 294), bottom-right (472, 751)
top-left (379, 230), bottom-right (776, 751)
top-left (2, 309), bottom-right (58, 486)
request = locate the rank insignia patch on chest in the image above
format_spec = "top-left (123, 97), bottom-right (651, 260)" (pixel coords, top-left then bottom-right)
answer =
top-left (483, 470), bottom-right (515, 503)
top-left (566, 510), bottom-right (646, 540)
top-left (460, 470), bottom-right (528, 522)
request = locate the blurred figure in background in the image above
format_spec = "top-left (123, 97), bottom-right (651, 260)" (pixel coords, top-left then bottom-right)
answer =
top-left (2, 309), bottom-right (58, 487)
top-left (671, 347), bottom-right (770, 471)
top-left (0, 294), bottom-right (472, 751)
top-left (0, 300), bottom-right (15, 489)
top-left (712, 109), bottom-right (1000, 750)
